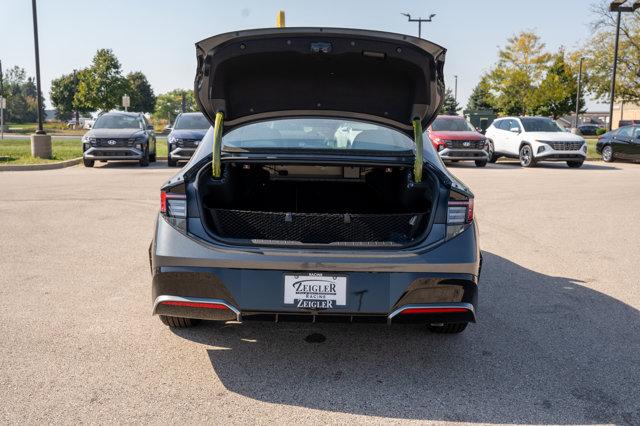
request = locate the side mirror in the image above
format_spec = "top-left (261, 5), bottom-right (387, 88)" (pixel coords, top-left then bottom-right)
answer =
top-left (510, 127), bottom-right (520, 133)
top-left (147, 124), bottom-right (154, 131)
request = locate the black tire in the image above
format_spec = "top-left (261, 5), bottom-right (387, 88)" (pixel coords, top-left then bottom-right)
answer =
top-left (427, 322), bottom-right (468, 334)
top-left (519, 144), bottom-right (536, 167)
top-left (487, 141), bottom-right (498, 163)
top-left (602, 145), bottom-right (614, 162)
top-left (159, 315), bottom-right (201, 328)
top-left (567, 160), bottom-right (584, 168)
top-left (167, 156), bottom-right (178, 167)
top-left (83, 159), bottom-right (94, 168)
top-left (451, 160), bottom-right (460, 163)
top-left (475, 160), bottom-right (488, 167)
top-left (149, 152), bottom-right (156, 163)
top-left (139, 147), bottom-right (149, 167)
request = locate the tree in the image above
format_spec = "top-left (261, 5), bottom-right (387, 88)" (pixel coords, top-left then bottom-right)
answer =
top-left (126, 71), bottom-right (156, 113)
top-left (467, 74), bottom-right (496, 111)
top-left (487, 31), bottom-right (551, 115)
top-left (2, 66), bottom-right (39, 123)
top-left (529, 51), bottom-right (584, 119)
top-left (579, 2), bottom-right (640, 104)
top-left (439, 88), bottom-right (460, 115)
top-left (153, 89), bottom-right (198, 122)
top-left (75, 49), bottom-right (128, 112)
top-left (49, 72), bottom-right (91, 120)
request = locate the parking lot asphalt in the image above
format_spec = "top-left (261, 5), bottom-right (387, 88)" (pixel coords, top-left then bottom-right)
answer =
top-left (1, 160), bottom-right (639, 424)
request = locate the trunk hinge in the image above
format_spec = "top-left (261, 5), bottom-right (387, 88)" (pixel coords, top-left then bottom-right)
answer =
top-left (412, 118), bottom-right (423, 183)
top-left (212, 111), bottom-right (224, 177)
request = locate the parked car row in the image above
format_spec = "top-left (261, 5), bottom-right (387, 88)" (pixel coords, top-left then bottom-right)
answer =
top-left (81, 111), bottom-right (210, 167)
top-left (426, 115), bottom-right (588, 168)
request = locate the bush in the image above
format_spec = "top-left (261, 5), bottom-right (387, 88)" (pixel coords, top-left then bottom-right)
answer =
top-left (596, 128), bottom-right (607, 136)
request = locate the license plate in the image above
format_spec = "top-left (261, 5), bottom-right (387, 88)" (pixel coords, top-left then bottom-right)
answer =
top-left (284, 273), bottom-right (347, 309)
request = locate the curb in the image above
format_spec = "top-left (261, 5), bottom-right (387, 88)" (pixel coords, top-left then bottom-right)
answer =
top-left (0, 157), bottom-right (83, 172)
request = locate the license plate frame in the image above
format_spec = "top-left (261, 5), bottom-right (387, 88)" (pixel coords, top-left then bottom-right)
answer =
top-left (283, 273), bottom-right (347, 310)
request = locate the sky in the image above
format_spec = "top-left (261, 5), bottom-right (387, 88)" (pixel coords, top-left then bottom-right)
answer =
top-left (1, 0), bottom-right (608, 111)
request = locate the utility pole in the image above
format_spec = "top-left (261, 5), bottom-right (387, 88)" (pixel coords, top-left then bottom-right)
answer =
top-left (454, 75), bottom-right (458, 104)
top-left (574, 57), bottom-right (584, 128)
top-left (401, 12), bottom-right (436, 38)
top-left (72, 69), bottom-right (79, 127)
top-left (0, 59), bottom-right (4, 140)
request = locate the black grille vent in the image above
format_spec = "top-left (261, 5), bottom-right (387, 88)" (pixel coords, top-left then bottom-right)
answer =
top-left (95, 138), bottom-right (131, 147)
top-left (207, 209), bottom-right (427, 245)
top-left (447, 140), bottom-right (484, 149)
top-left (549, 141), bottom-right (583, 150)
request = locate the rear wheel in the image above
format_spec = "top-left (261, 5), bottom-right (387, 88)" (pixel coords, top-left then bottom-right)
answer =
top-left (83, 159), bottom-right (94, 168)
top-left (519, 144), bottom-right (536, 167)
top-left (159, 315), bottom-right (201, 328)
top-left (167, 155), bottom-right (178, 167)
top-left (149, 152), bottom-right (156, 162)
top-left (475, 159), bottom-right (487, 167)
top-left (567, 160), bottom-right (584, 168)
top-left (602, 145), bottom-right (614, 162)
top-left (427, 322), bottom-right (468, 334)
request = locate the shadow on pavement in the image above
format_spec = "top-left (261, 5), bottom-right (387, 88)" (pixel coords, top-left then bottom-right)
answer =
top-left (171, 252), bottom-right (640, 424)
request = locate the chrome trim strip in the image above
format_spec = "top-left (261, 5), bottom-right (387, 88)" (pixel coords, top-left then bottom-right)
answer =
top-left (152, 295), bottom-right (241, 321)
top-left (387, 302), bottom-right (475, 322)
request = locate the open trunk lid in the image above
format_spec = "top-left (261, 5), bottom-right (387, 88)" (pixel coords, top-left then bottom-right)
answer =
top-left (194, 27), bottom-right (446, 135)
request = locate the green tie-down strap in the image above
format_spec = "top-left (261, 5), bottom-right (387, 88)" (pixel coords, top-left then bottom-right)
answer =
top-left (412, 118), bottom-right (423, 183)
top-left (212, 111), bottom-right (224, 177)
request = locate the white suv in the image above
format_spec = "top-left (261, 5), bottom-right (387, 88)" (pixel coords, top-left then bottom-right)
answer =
top-left (485, 116), bottom-right (587, 168)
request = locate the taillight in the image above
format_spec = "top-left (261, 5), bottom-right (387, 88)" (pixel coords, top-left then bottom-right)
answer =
top-left (447, 198), bottom-right (474, 224)
top-left (160, 191), bottom-right (186, 218)
top-left (446, 191), bottom-right (474, 240)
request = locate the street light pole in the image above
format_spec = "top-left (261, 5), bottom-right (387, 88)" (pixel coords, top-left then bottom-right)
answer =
top-left (401, 13), bottom-right (436, 38)
top-left (607, 11), bottom-right (621, 131)
top-left (575, 57), bottom-right (584, 128)
top-left (31, 0), bottom-right (45, 135)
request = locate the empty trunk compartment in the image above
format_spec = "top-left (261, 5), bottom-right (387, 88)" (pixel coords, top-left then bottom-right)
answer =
top-left (197, 163), bottom-right (437, 246)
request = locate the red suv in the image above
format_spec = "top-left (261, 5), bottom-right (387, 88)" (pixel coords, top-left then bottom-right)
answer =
top-left (427, 115), bottom-right (489, 167)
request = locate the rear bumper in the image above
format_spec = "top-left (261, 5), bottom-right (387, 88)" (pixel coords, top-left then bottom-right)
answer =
top-left (150, 216), bottom-right (480, 323)
top-left (169, 147), bottom-right (196, 160)
top-left (439, 148), bottom-right (489, 161)
top-left (84, 147), bottom-right (144, 160)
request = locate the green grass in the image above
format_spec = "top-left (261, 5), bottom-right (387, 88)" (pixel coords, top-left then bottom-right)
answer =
top-left (0, 139), bottom-right (82, 165)
top-left (156, 142), bottom-right (168, 158)
top-left (584, 137), bottom-right (600, 160)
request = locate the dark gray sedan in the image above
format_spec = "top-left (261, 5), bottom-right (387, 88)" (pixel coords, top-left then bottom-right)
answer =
top-left (150, 28), bottom-right (481, 334)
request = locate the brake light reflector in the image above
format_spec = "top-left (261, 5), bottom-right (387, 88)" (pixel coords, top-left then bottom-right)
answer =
top-left (401, 307), bottom-right (468, 315)
top-left (160, 300), bottom-right (229, 310)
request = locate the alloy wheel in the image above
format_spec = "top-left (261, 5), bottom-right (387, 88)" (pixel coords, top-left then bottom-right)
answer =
top-left (602, 146), bottom-right (613, 162)
top-left (519, 145), bottom-right (533, 167)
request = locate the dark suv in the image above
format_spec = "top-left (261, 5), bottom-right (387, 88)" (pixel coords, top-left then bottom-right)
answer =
top-left (167, 112), bottom-right (210, 167)
top-left (81, 112), bottom-right (157, 167)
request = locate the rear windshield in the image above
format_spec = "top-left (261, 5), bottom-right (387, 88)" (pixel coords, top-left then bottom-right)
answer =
top-left (174, 113), bottom-right (210, 130)
top-left (223, 118), bottom-right (414, 152)
top-left (93, 114), bottom-right (141, 129)
top-left (520, 117), bottom-right (565, 132)
top-left (431, 117), bottom-right (475, 132)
